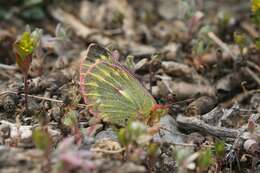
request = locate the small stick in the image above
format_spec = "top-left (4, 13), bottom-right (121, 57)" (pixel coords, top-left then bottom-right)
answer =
top-left (208, 32), bottom-right (237, 60)
top-left (49, 8), bottom-right (97, 38)
top-left (0, 63), bottom-right (17, 70)
top-left (244, 67), bottom-right (260, 86)
top-left (223, 89), bottom-right (260, 108)
top-left (247, 61), bottom-right (260, 73)
top-left (241, 22), bottom-right (259, 38)
top-left (0, 90), bottom-right (87, 109)
top-left (24, 74), bottom-right (29, 112)
top-left (91, 148), bottom-right (125, 154)
top-left (177, 114), bottom-right (240, 139)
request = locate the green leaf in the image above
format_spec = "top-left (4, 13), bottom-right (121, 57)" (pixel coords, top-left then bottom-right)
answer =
top-left (125, 55), bottom-right (135, 70)
top-left (251, 0), bottom-right (260, 24)
top-left (252, 0), bottom-right (260, 14)
top-left (63, 110), bottom-right (78, 128)
top-left (197, 149), bottom-right (213, 170)
top-left (117, 121), bottom-right (151, 147)
top-left (234, 32), bottom-right (247, 49)
top-left (214, 140), bottom-right (225, 158)
top-left (118, 128), bottom-right (128, 146)
top-left (147, 143), bottom-right (159, 157)
top-left (255, 38), bottom-right (260, 50)
top-left (13, 27), bottom-right (42, 74)
top-left (127, 121), bottom-right (147, 138)
top-left (192, 25), bottom-right (213, 55)
top-left (22, 0), bottom-right (43, 7)
top-left (21, 7), bottom-right (45, 20)
top-left (32, 128), bottom-right (52, 151)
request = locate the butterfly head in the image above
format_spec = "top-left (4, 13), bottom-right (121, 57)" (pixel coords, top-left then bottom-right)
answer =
top-left (147, 104), bottom-right (168, 126)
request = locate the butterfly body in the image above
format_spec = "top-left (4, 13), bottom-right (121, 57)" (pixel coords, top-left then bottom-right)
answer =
top-left (80, 44), bottom-right (167, 126)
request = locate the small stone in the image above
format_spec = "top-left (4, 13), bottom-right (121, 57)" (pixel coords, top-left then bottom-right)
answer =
top-left (162, 43), bottom-right (179, 60)
top-left (243, 139), bottom-right (257, 154)
top-left (153, 115), bottom-right (184, 144)
top-left (95, 128), bottom-right (118, 142)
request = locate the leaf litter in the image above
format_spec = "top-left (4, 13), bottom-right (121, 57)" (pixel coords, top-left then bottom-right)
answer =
top-left (0, 0), bottom-right (260, 173)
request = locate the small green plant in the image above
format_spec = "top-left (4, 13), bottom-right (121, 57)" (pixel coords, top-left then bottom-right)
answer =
top-left (255, 38), bottom-right (260, 50)
top-left (32, 128), bottom-right (52, 151)
top-left (32, 127), bottom-right (52, 172)
top-left (62, 109), bottom-right (83, 144)
top-left (191, 25), bottom-right (213, 55)
top-left (63, 110), bottom-right (78, 128)
top-left (118, 121), bottom-right (151, 148)
top-left (214, 140), bottom-right (225, 159)
top-left (13, 27), bottom-right (42, 112)
top-left (175, 147), bottom-right (196, 173)
top-left (233, 32), bottom-right (250, 56)
top-left (197, 149), bottom-right (213, 172)
top-left (117, 121), bottom-right (159, 165)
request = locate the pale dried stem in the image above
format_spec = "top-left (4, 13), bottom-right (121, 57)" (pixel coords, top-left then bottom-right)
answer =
top-left (0, 90), bottom-right (87, 109)
top-left (208, 32), bottom-right (237, 60)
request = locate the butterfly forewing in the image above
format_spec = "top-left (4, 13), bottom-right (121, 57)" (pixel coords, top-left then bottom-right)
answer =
top-left (80, 60), bottom-right (156, 126)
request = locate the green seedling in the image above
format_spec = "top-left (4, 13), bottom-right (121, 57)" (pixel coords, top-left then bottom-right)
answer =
top-left (197, 149), bottom-right (213, 172)
top-left (13, 27), bottom-right (42, 112)
top-left (62, 110), bottom-right (78, 128)
top-left (32, 127), bottom-right (52, 172)
top-left (234, 31), bottom-right (249, 55)
top-left (255, 38), bottom-right (260, 50)
top-left (118, 121), bottom-right (150, 147)
top-left (62, 109), bottom-right (83, 144)
top-left (117, 120), bottom-right (159, 168)
top-left (32, 128), bottom-right (52, 151)
top-left (214, 140), bottom-right (225, 171)
top-left (192, 25), bottom-right (213, 55)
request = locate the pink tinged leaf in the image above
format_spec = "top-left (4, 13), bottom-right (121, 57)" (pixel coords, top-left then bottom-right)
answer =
top-left (111, 50), bottom-right (120, 61)
top-left (60, 152), bottom-right (96, 171)
top-left (15, 53), bottom-right (32, 75)
top-left (243, 139), bottom-right (257, 154)
top-left (247, 118), bottom-right (256, 133)
top-left (56, 136), bottom-right (75, 152)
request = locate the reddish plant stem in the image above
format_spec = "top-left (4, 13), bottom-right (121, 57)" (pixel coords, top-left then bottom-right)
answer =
top-left (149, 62), bottom-right (154, 93)
top-left (24, 74), bottom-right (29, 112)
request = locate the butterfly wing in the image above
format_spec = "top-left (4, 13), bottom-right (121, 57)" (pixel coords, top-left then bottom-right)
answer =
top-left (80, 60), bottom-right (156, 126)
top-left (79, 43), bottom-right (115, 69)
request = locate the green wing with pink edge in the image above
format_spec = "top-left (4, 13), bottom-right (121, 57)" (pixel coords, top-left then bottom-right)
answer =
top-left (79, 46), bottom-right (156, 126)
top-left (79, 44), bottom-right (117, 103)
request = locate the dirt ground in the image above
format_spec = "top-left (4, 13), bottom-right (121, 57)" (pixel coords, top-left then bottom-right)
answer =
top-left (0, 0), bottom-right (260, 173)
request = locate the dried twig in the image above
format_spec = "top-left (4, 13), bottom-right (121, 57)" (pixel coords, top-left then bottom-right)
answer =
top-left (0, 90), bottom-right (87, 109)
top-left (177, 114), bottom-right (240, 139)
top-left (244, 67), bottom-right (260, 86)
top-left (49, 8), bottom-right (98, 38)
top-left (223, 89), bottom-right (260, 108)
top-left (247, 61), bottom-right (260, 73)
top-left (208, 32), bottom-right (237, 60)
top-left (0, 63), bottom-right (17, 70)
top-left (241, 22), bottom-right (260, 38)
top-left (91, 148), bottom-right (125, 154)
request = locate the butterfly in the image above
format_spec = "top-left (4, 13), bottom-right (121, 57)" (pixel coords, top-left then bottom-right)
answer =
top-left (79, 44), bottom-right (168, 127)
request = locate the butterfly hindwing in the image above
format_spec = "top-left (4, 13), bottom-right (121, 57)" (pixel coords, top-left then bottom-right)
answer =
top-left (80, 60), bottom-right (156, 126)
